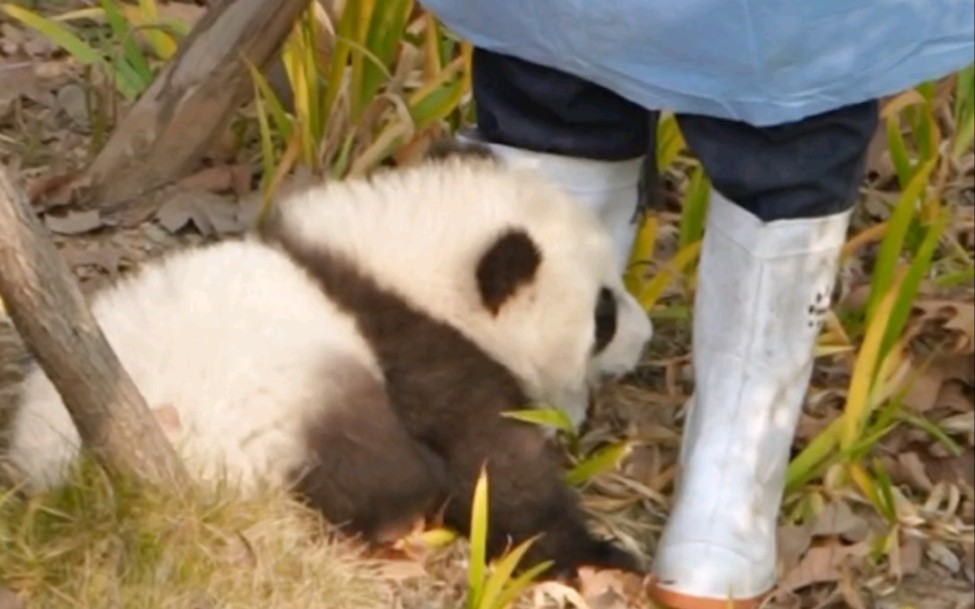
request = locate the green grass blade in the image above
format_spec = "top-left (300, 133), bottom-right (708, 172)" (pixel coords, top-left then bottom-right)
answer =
top-left (871, 458), bottom-right (898, 522)
top-left (410, 73), bottom-right (466, 129)
top-left (467, 466), bottom-right (489, 609)
top-left (565, 441), bottom-right (629, 487)
top-left (322, 1), bottom-right (356, 126)
top-left (361, 0), bottom-right (412, 104)
top-left (2, 3), bottom-right (103, 66)
top-left (478, 535), bottom-right (539, 609)
top-left (953, 65), bottom-right (974, 121)
top-left (896, 410), bottom-right (963, 457)
top-left (500, 408), bottom-right (576, 437)
top-left (879, 210), bottom-right (948, 359)
top-left (950, 68), bottom-right (974, 159)
top-left (677, 163), bottom-right (710, 251)
top-left (842, 270), bottom-right (907, 451)
top-left (787, 417), bottom-right (843, 493)
top-left (865, 158), bottom-right (936, 321)
top-left (100, 0), bottom-right (151, 83)
top-left (490, 559), bottom-right (553, 609)
top-left (347, 0), bottom-right (374, 123)
top-left (886, 116), bottom-right (913, 189)
top-left (934, 267), bottom-right (975, 289)
top-left (247, 66), bottom-right (277, 198)
top-left (911, 99), bottom-right (935, 163)
top-left (655, 113), bottom-right (685, 172)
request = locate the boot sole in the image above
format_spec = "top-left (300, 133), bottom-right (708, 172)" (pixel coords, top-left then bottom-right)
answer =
top-left (646, 576), bottom-right (767, 609)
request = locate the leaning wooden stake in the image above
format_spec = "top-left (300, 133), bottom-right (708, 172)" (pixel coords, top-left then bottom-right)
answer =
top-left (81, 0), bottom-right (309, 208)
top-left (0, 165), bottom-right (189, 487)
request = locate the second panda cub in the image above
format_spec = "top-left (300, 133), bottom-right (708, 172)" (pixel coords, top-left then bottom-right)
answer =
top-left (5, 143), bottom-right (653, 577)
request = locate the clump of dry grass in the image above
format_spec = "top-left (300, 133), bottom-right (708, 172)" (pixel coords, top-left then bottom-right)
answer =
top-left (0, 459), bottom-right (395, 609)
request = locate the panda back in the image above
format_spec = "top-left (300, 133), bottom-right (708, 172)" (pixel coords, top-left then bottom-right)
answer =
top-left (6, 239), bottom-right (381, 491)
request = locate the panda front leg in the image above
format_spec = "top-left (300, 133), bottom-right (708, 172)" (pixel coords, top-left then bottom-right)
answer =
top-left (291, 370), bottom-right (448, 545)
top-left (439, 416), bottom-right (643, 579)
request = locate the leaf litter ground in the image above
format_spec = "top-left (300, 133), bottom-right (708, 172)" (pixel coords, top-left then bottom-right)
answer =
top-left (0, 13), bottom-right (973, 609)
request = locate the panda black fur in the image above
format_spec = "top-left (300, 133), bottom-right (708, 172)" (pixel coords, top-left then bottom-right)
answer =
top-left (3, 144), bottom-right (652, 577)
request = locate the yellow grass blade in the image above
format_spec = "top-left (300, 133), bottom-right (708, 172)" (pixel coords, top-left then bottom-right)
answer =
top-left (467, 466), bottom-right (489, 609)
top-left (624, 214), bottom-right (659, 295)
top-left (636, 241), bottom-right (701, 311)
top-left (841, 267), bottom-right (908, 451)
top-left (2, 3), bottom-right (103, 65)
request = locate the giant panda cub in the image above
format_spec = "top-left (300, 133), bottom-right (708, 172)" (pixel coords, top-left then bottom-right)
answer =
top-left (3, 143), bottom-right (653, 577)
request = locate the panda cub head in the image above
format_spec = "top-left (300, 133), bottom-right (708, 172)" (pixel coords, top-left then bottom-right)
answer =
top-left (269, 143), bottom-right (652, 427)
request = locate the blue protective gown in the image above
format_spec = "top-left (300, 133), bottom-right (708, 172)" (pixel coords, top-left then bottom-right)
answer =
top-left (420, 0), bottom-right (975, 126)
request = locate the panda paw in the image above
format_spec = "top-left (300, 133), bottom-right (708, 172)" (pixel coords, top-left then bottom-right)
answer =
top-left (543, 538), bottom-right (645, 581)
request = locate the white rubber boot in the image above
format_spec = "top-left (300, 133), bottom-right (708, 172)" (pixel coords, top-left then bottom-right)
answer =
top-left (458, 130), bottom-right (644, 272)
top-left (648, 190), bottom-right (852, 609)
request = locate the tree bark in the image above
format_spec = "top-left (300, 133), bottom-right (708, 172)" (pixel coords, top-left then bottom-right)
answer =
top-left (0, 165), bottom-right (189, 487)
top-left (80, 0), bottom-right (310, 209)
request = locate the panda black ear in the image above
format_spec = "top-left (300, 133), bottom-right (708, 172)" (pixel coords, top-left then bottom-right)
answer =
top-left (476, 228), bottom-right (542, 316)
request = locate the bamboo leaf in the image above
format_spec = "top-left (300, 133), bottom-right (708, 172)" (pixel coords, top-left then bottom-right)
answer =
top-left (490, 558), bottom-right (553, 609)
top-left (478, 535), bottom-right (539, 609)
top-left (500, 408), bottom-right (576, 437)
top-left (565, 441), bottom-right (630, 487)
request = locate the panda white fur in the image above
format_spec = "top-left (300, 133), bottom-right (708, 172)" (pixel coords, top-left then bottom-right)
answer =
top-left (3, 143), bottom-right (652, 576)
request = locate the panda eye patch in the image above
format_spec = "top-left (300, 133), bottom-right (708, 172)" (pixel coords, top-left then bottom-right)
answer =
top-left (593, 287), bottom-right (617, 354)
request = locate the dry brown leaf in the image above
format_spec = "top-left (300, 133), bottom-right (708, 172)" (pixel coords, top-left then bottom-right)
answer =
top-left (777, 522), bottom-right (815, 573)
top-left (0, 59), bottom-right (73, 112)
top-left (904, 367), bottom-right (947, 413)
top-left (796, 413), bottom-right (832, 443)
top-left (925, 447), bottom-right (975, 489)
top-left (575, 568), bottom-right (647, 609)
top-left (778, 541), bottom-right (869, 593)
top-left (926, 541), bottom-right (963, 573)
top-left (944, 305), bottom-right (975, 350)
top-left (836, 567), bottom-right (867, 609)
top-left (370, 559), bottom-right (428, 583)
top-left (964, 541), bottom-right (974, 583)
top-left (155, 2), bottom-right (207, 28)
top-left (178, 164), bottom-right (252, 197)
top-left (156, 190), bottom-right (245, 237)
top-left (810, 500), bottom-right (870, 542)
top-left (913, 300), bottom-right (975, 354)
top-left (935, 381), bottom-right (974, 414)
top-left (44, 209), bottom-right (103, 235)
top-left (59, 243), bottom-right (126, 278)
top-left (1, 22), bottom-right (56, 58)
top-left (0, 587), bottom-right (23, 609)
top-left (897, 536), bottom-right (925, 577)
top-left (56, 82), bottom-right (88, 130)
top-left (896, 451), bottom-right (935, 493)
top-left (531, 581), bottom-right (592, 608)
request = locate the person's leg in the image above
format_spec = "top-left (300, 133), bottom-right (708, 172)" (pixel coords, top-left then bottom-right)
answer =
top-left (464, 47), bottom-right (656, 271)
top-left (649, 99), bottom-right (879, 609)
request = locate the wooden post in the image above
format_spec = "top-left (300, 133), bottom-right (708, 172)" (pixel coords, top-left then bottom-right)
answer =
top-left (80, 0), bottom-right (310, 209)
top-left (0, 165), bottom-right (189, 487)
